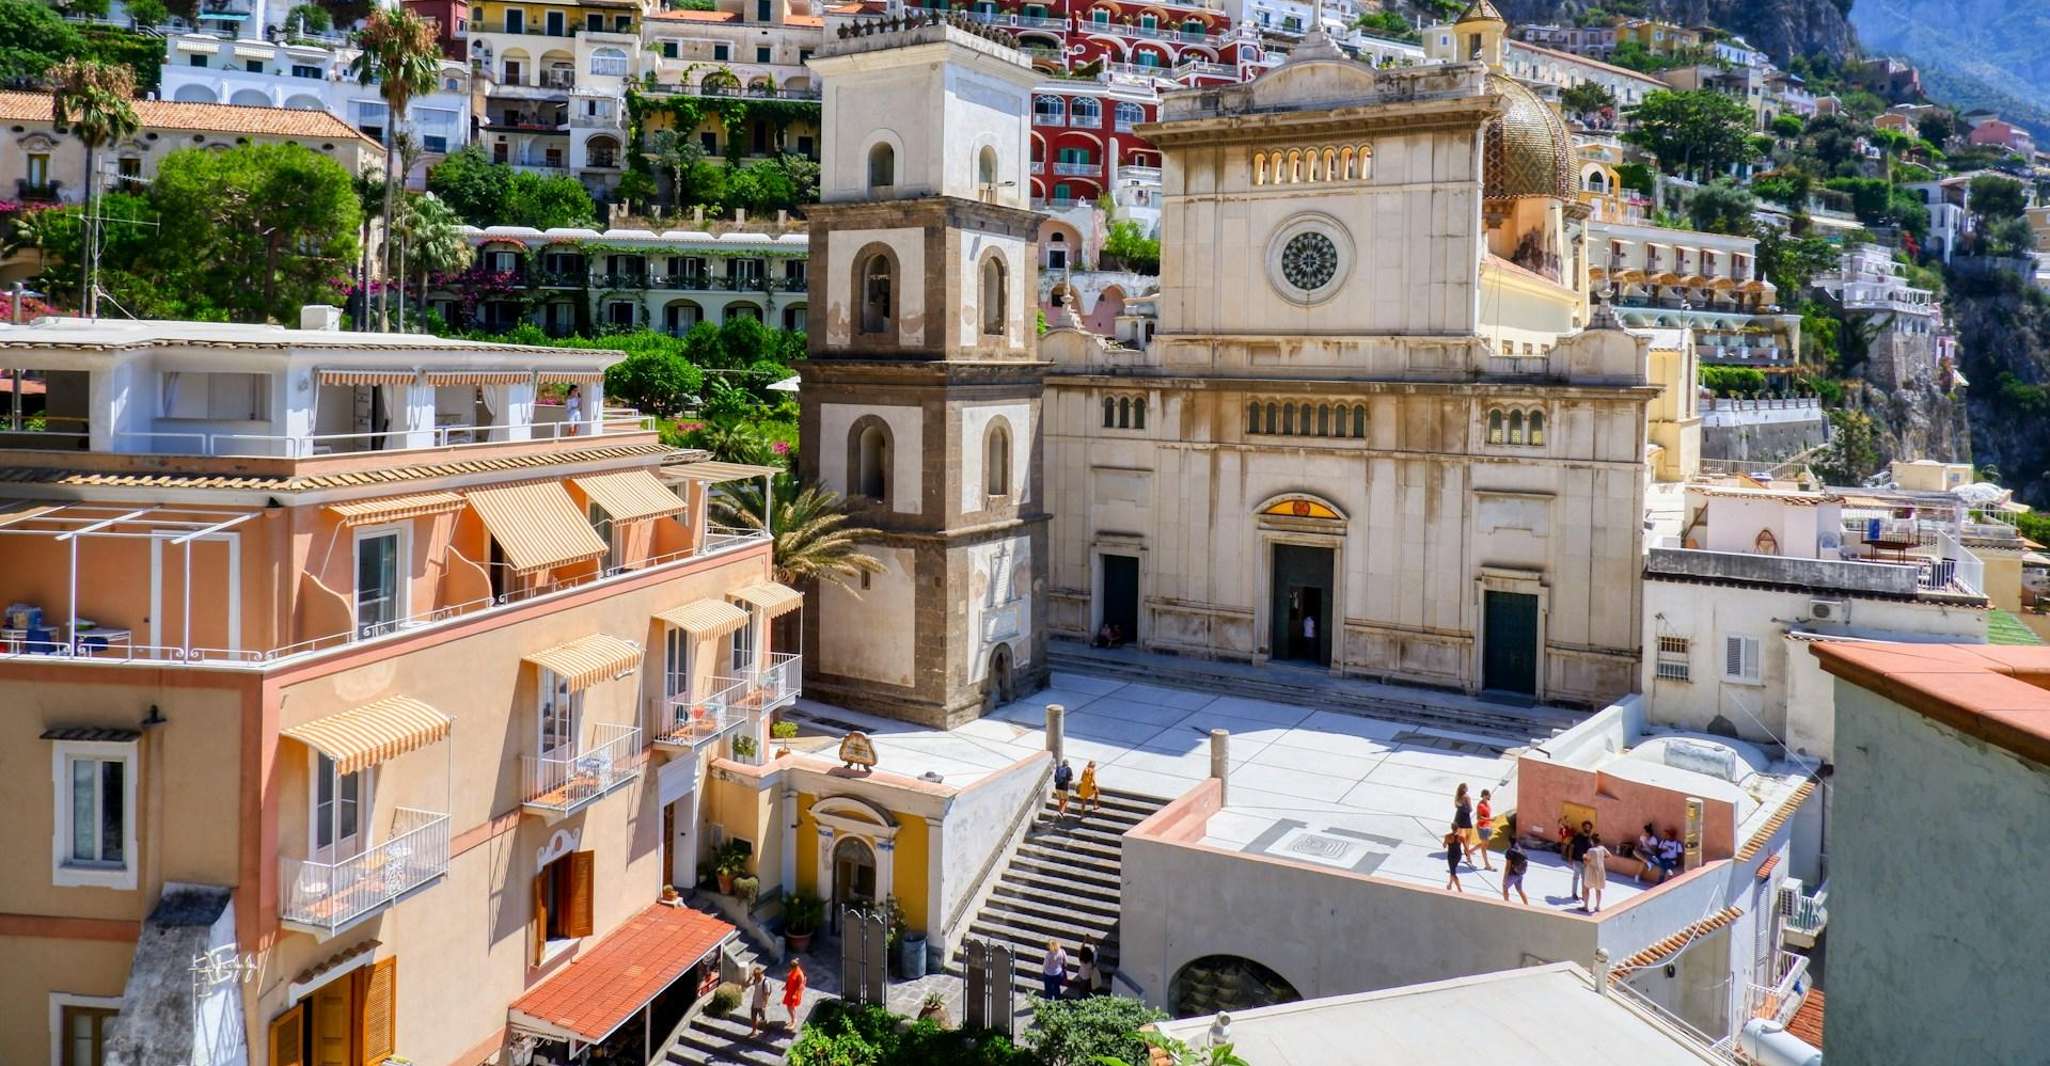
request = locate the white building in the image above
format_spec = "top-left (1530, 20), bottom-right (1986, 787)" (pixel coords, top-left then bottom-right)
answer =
top-left (467, 0), bottom-right (643, 195)
top-left (642, 0), bottom-right (825, 97)
top-left (1588, 218), bottom-right (1802, 375)
top-left (156, 32), bottom-right (473, 185)
top-left (1904, 174), bottom-right (1978, 263)
top-left (1426, 19), bottom-right (1668, 107)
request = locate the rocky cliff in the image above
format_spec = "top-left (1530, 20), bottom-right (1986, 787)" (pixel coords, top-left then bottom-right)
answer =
top-left (1491, 0), bottom-right (1857, 66)
top-left (1950, 271), bottom-right (2050, 508)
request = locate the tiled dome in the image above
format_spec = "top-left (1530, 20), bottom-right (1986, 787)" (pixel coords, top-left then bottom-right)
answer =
top-left (1483, 74), bottom-right (1575, 202)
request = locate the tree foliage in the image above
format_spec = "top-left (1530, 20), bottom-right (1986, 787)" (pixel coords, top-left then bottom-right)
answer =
top-left (1699, 364), bottom-right (1768, 396)
top-left (1813, 408), bottom-right (1882, 485)
top-left (1027, 996), bottom-right (1166, 1066)
top-left (426, 146), bottom-right (600, 228)
top-left (788, 1001), bottom-right (1029, 1066)
top-left (0, 0), bottom-right (86, 84)
top-left (1684, 178), bottom-right (1756, 235)
top-left (1624, 90), bottom-right (1758, 179)
top-left (1969, 174), bottom-right (2028, 223)
top-left (710, 483), bottom-right (884, 589)
top-left (1100, 220), bottom-right (1160, 273)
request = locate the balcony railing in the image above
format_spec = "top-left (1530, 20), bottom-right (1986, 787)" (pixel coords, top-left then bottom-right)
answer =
top-left (1053, 160), bottom-right (1101, 177)
top-left (523, 722), bottom-right (644, 815)
top-left (647, 81), bottom-right (821, 101)
top-left (653, 677), bottom-right (749, 748)
top-left (1780, 877), bottom-right (1829, 948)
top-left (1029, 160), bottom-right (1045, 174)
top-left (279, 807), bottom-right (450, 935)
top-left (1035, 112), bottom-right (1067, 127)
top-left (962, 9), bottom-right (1068, 30)
top-left (745, 651), bottom-right (802, 710)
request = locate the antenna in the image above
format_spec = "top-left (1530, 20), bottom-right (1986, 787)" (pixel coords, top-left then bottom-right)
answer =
top-left (80, 182), bottom-right (159, 320)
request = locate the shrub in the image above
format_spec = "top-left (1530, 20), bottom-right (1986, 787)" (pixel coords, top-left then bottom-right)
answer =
top-left (1028, 995), bottom-right (1166, 1066)
top-left (708, 982), bottom-right (743, 1017)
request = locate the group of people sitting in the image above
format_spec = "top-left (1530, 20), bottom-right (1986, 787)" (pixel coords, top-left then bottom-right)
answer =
top-left (1090, 623), bottom-right (1129, 648)
top-left (1632, 823), bottom-right (1688, 883)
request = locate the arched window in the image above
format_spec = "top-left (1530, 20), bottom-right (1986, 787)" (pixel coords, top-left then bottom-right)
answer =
top-left (1754, 529), bottom-right (1780, 555)
top-left (1507, 410), bottom-right (1525, 445)
top-left (985, 419), bottom-right (1012, 499)
top-left (1322, 147), bottom-right (1336, 180)
top-left (1356, 143), bottom-right (1373, 179)
top-left (980, 255), bottom-right (1006, 336)
top-left (1033, 95), bottom-right (1065, 123)
top-left (1105, 397), bottom-right (1118, 428)
top-left (1117, 101), bottom-right (1144, 129)
top-left (589, 46), bottom-right (627, 76)
top-left (1487, 409), bottom-right (1504, 444)
top-left (867, 142), bottom-right (895, 190)
top-left (1527, 409), bottom-right (1545, 445)
top-left (1265, 402), bottom-right (1278, 434)
top-left (1133, 398), bottom-right (1146, 430)
top-left (1118, 397), bottom-right (1131, 428)
top-left (1352, 404), bottom-right (1367, 438)
top-left (854, 422), bottom-right (891, 502)
top-left (1272, 153), bottom-right (1285, 184)
top-left (1340, 145), bottom-right (1355, 179)
top-left (860, 253), bottom-right (893, 334)
top-left (1282, 403), bottom-right (1296, 435)
top-left (1288, 149), bottom-right (1302, 183)
top-left (1252, 151), bottom-right (1266, 185)
top-left (1047, 232), bottom-right (1068, 271)
top-left (977, 144), bottom-right (999, 187)
top-left (1071, 97), bottom-right (1101, 127)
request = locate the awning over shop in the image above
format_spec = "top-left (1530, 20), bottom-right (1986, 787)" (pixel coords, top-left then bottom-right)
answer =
top-left (523, 633), bottom-right (643, 691)
top-left (509, 902), bottom-right (735, 1046)
top-left (573, 470), bottom-right (684, 522)
top-left (654, 599), bottom-right (749, 639)
top-left (536, 369), bottom-right (607, 383)
top-left (327, 491), bottom-right (467, 525)
top-left (732, 581), bottom-right (803, 618)
top-left (281, 696), bottom-right (452, 775)
top-left (465, 480), bottom-right (608, 574)
top-left (318, 369), bottom-right (417, 385)
top-left (425, 370), bottom-right (533, 386)
top-left (658, 460), bottom-right (781, 483)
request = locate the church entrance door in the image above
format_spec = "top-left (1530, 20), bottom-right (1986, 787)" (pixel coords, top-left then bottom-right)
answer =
top-left (1482, 590), bottom-right (1539, 696)
top-left (1269, 544), bottom-right (1333, 666)
top-left (1101, 554), bottom-right (1139, 645)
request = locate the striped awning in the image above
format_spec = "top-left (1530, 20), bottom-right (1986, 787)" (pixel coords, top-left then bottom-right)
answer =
top-left (282, 696), bottom-right (452, 776)
top-left (328, 491), bottom-right (467, 525)
top-left (233, 43), bottom-right (270, 59)
top-left (659, 460), bottom-right (781, 483)
top-left (524, 633), bottom-right (643, 690)
top-left (655, 599), bottom-right (750, 639)
top-left (426, 370), bottom-right (533, 386)
top-left (319, 369), bottom-right (418, 386)
top-left (573, 470), bottom-right (684, 522)
top-left (538, 369), bottom-right (608, 383)
top-left (732, 581), bottom-right (803, 617)
top-left (466, 481), bottom-right (609, 574)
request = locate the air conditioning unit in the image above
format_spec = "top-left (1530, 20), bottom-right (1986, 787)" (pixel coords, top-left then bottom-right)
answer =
top-left (1808, 599), bottom-right (1848, 623)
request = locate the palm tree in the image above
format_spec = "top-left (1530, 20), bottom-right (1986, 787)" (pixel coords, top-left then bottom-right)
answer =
top-left (48, 59), bottom-right (138, 318)
top-left (350, 7), bottom-right (442, 331)
top-left (397, 192), bottom-right (471, 330)
top-left (710, 482), bottom-right (883, 591)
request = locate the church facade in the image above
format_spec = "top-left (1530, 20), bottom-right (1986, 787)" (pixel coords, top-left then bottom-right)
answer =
top-left (1039, 6), bottom-right (1654, 706)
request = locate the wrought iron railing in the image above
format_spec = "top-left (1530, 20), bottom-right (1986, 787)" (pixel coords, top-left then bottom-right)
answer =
top-left (522, 723), bottom-right (644, 813)
top-left (279, 807), bottom-right (450, 933)
top-left (654, 677), bottom-right (749, 747)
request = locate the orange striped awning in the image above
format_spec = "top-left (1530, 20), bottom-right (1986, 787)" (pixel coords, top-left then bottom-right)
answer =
top-left (659, 460), bottom-right (780, 483)
top-left (319, 369), bottom-right (418, 385)
top-left (425, 370), bottom-right (533, 386)
top-left (732, 581), bottom-right (803, 617)
top-left (465, 481), bottom-right (609, 575)
top-left (328, 491), bottom-right (467, 525)
top-left (655, 599), bottom-right (750, 639)
top-left (538, 369), bottom-right (608, 383)
top-left (523, 633), bottom-right (644, 690)
top-left (282, 696), bottom-right (452, 775)
top-left (573, 470), bottom-right (684, 522)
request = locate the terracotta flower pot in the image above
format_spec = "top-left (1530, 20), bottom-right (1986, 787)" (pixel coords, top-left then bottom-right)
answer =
top-left (717, 872), bottom-right (735, 895)
top-left (787, 930), bottom-right (812, 953)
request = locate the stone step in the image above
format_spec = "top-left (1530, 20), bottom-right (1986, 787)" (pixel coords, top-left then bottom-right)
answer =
top-left (1043, 788), bottom-right (1165, 818)
top-left (667, 1011), bottom-right (790, 1066)
top-left (1006, 849), bottom-right (1123, 891)
top-left (968, 912), bottom-right (1120, 957)
top-left (994, 867), bottom-right (1123, 908)
top-left (1020, 828), bottom-right (1125, 864)
top-left (981, 890), bottom-right (1121, 933)
top-left (1028, 821), bottom-right (1136, 853)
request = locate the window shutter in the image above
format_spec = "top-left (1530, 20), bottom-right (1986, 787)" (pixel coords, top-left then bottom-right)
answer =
top-left (531, 873), bottom-right (547, 965)
top-left (358, 957), bottom-right (396, 1066)
top-left (268, 1005), bottom-right (306, 1066)
top-left (1724, 635), bottom-right (1745, 679)
top-left (568, 850), bottom-right (596, 939)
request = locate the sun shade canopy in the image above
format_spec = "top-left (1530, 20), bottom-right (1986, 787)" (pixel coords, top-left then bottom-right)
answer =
top-left (523, 634), bottom-right (644, 691)
top-left (327, 492), bottom-right (467, 525)
top-left (282, 696), bottom-right (452, 775)
top-left (573, 470), bottom-right (684, 522)
top-left (732, 581), bottom-right (803, 617)
top-left (655, 599), bottom-right (750, 639)
top-left (466, 481), bottom-right (609, 574)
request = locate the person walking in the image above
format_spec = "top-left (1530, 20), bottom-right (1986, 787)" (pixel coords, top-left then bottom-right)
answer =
top-left (1443, 830), bottom-right (1465, 892)
top-left (1076, 938), bottom-right (1099, 997)
top-left (1567, 820), bottom-right (1593, 900)
top-left (1078, 760), bottom-right (1100, 816)
top-left (1042, 939), bottom-right (1069, 1000)
top-left (1474, 789), bottom-right (1496, 871)
top-left (1501, 838), bottom-right (1530, 905)
top-left (746, 964), bottom-right (770, 1038)
top-left (1582, 833), bottom-right (1611, 913)
top-left (1452, 784), bottom-right (1477, 866)
top-left (1053, 758), bottom-right (1074, 818)
top-left (1301, 612), bottom-right (1317, 658)
top-left (781, 959), bottom-right (807, 1030)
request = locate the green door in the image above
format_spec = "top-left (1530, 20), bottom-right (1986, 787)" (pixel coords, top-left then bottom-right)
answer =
top-left (1482, 591), bottom-right (1538, 696)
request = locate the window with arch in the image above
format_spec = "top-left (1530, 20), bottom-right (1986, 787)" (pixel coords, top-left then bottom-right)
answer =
top-left (1105, 394), bottom-right (1145, 431)
top-left (1071, 97), bottom-right (1101, 128)
top-left (1507, 410), bottom-right (1526, 445)
top-left (985, 418), bottom-right (1012, 499)
top-left (980, 254), bottom-right (1007, 336)
top-left (1033, 95), bottom-right (1065, 123)
top-left (589, 47), bottom-right (628, 76)
top-left (852, 421), bottom-right (892, 503)
top-left (1046, 232), bottom-right (1068, 271)
top-left (1527, 409), bottom-right (1545, 445)
top-left (1487, 410), bottom-right (1505, 444)
top-left (859, 252), bottom-right (893, 335)
top-left (976, 144), bottom-right (999, 188)
top-left (1133, 397), bottom-right (1146, 430)
top-left (1116, 101), bottom-right (1144, 130)
top-left (1485, 406), bottom-right (1546, 447)
top-left (1754, 529), bottom-right (1779, 555)
top-left (867, 141), bottom-right (895, 190)
top-left (1352, 404), bottom-right (1367, 438)
top-left (1105, 397), bottom-right (1119, 428)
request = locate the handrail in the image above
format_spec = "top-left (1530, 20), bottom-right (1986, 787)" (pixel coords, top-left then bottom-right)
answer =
top-left (655, 676), bottom-right (750, 746)
top-left (523, 722), bottom-right (644, 811)
top-left (279, 806), bottom-right (450, 932)
top-left (1608, 978), bottom-right (1740, 1062)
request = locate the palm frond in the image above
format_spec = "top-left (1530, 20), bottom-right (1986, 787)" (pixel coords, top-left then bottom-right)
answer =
top-left (710, 481), bottom-right (883, 589)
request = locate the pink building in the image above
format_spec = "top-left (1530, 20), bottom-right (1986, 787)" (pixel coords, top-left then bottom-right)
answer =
top-left (1968, 118), bottom-right (2035, 157)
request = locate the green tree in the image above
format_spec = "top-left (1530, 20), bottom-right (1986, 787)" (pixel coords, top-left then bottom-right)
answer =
top-left (1769, 113), bottom-right (1804, 139)
top-left (0, 0), bottom-right (86, 85)
top-left (286, 2), bottom-right (330, 31)
top-left (1624, 90), bottom-right (1758, 180)
top-left (1986, 215), bottom-right (2037, 257)
top-left (1352, 9), bottom-right (1418, 42)
top-left (1970, 174), bottom-right (2028, 222)
top-left (604, 344), bottom-right (704, 415)
top-left (1813, 408), bottom-right (1881, 484)
top-left (351, 7), bottom-right (442, 330)
top-left (49, 59), bottom-right (139, 317)
top-left (1684, 178), bottom-right (1756, 235)
top-left (509, 170), bottom-right (600, 228)
top-left (394, 191), bottom-right (471, 327)
top-left (125, 0), bottom-right (167, 26)
top-left (147, 143), bottom-right (362, 322)
top-left (710, 483), bottom-right (883, 589)
top-left (1560, 81), bottom-right (1615, 119)
top-left (1100, 1031), bottom-right (1252, 1066)
top-left (1101, 219), bottom-right (1160, 273)
top-left (1916, 112), bottom-right (1954, 147)
top-left (613, 167), bottom-right (659, 212)
top-left (1029, 996), bottom-right (1167, 1066)
top-left (426, 146), bottom-right (598, 228)
top-left (1754, 226), bottom-right (1841, 296)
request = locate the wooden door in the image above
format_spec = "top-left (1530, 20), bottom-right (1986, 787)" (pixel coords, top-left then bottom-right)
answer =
top-left (1482, 591), bottom-right (1539, 696)
top-left (308, 981), bottom-right (355, 1066)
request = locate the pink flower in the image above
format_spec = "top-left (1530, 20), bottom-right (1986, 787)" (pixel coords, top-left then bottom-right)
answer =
top-left (772, 441), bottom-right (790, 455)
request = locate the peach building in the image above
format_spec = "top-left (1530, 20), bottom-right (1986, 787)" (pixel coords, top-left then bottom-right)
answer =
top-left (0, 311), bottom-right (801, 1066)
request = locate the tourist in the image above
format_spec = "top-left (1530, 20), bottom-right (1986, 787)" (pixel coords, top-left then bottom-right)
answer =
top-left (1502, 838), bottom-right (1530, 905)
top-left (1583, 833), bottom-right (1610, 913)
top-left (1452, 784), bottom-right (1477, 866)
top-left (1076, 938), bottom-right (1099, 996)
top-left (1475, 789), bottom-right (1496, 871)
top-left (1568, 820), bottom-right (1593, 899)
top-left (746, 964), bottom-right (770, 1038)
top-left (564, 384), bottom-right (582, 435)
top-left (1301, 612), bottom-right (1317, 655)
top-left (1053, 758), bottom-right (1074, 817)
top-left (1078, 760), bottom-right (1100, 815)
top-left (1092, 622), bottom-right (1115, 648)
top-left (1443, 831), bottom-right (1465, 892)
top-left (1659, 827), bottom-right (1685, 876)
top-left (1637, 823), bottom-right (1665, 884)
top-left (782, 959), bottom-right (807, 1030)
top-left (1042, 939), bottom-right (1069, 999)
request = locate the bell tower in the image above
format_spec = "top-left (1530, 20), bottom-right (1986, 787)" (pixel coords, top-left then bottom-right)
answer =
top-left (798, 14), bottom-right (1048, 728)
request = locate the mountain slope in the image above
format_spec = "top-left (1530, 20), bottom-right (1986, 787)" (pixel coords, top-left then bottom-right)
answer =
top-left (1493, 0), bottom-right (1856, 66)
top-left (1851, 0), bottom-right (2050, 135)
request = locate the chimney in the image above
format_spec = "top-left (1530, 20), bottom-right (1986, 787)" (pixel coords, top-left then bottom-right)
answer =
top-left (299, 305), bottom-right (344, 331)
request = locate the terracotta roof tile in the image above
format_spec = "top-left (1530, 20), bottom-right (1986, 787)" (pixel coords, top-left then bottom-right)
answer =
top-left (510, 903), bottom-right (733, 1044)
top-left (1610, 906), bottom-right (1744, 979)
top-left (1787, 988), bottom-right (1824, 1047)
top-left (0, 91), bottom-right (381, 150)
top-left (1737, 781), bottom-right (1814, 861)
top-left (647, 8), bottom-right (740, 21)
top-left (1811, 642), bottom-right (2050, 769)
top-left (0, 441), bottom-right (671, 495)
top-left (1754, 853), bottom-right (1781, 880)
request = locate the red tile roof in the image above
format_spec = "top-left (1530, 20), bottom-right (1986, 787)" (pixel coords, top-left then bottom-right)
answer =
top-left (1811, 642), bottom-right (2050, 769)
top-left (1610, 906), bottom-right (1744, 979)
top-left (1787, 988), bottom-right (1825, 1047)
top-left (0, 91), bottom-right (380, 150)
top-left (509, 903), bottom-right (734, 1044)
top-left (1754, 853), bottom-right (1781, 880)
top-left (647, 8), bottom-right (740, 22)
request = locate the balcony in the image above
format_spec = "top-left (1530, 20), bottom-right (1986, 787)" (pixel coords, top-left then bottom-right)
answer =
top-left (522, 723), bottom-right (644, 817)
top-left (653, 677), bottom-right (749, 750)
top-left (16, 179), bottom-right (63, 203)
top-left (473, 21), bottom-right (581, 35)
top-left (1053, 160), bottom-right (1102, 178)
top-left (1030, 160), bottom-right (1045, 175)
top-left (963, 9), bottom-right (1068, 30)
top-left (280, 807), bottom-right (450, 937)
top-left (646, 82), bottom-right (821, 102)
top-left (745, 651), bottom-right (802, 711)
top-left (1035, 112), bottom-right (1068, 128)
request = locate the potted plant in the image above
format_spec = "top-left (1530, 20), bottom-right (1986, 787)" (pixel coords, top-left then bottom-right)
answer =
top-left (917, 991), bottom-right (950, 1028)
top-left (733, 874), bottom-right (759, 904)
top-left (733, 734), bottom-right (759, 760)
top-left (771, 719), bottom-right (799, 755)
top-left (783, 892), bottom-right (823, 953)
top-left (706, 982), bottom-right (742, 1018)
top-left (713, 841), bottom-right (748, 895)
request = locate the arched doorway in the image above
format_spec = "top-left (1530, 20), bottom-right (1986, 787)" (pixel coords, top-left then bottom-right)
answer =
top-left (1256, 495), bottom-right (1347, 668)
top-left (831, 835), bottom-right (877, 925)
top-left (1169, 955), bottom-right (1301, 1018)
top-left (984, 643), bottom-right (1015, 713)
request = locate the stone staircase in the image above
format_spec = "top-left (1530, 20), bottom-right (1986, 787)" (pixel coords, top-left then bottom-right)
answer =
top-left (665, 904), bottom-right (828, 1066)
top-left (948, 785), bottom-right (1167, 996)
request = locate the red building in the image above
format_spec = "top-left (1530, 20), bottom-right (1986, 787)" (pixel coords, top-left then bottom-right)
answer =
top-left (1029, 82), bottom-right (1158, 205)
top-left (403, 0), bottom-right (469, 60)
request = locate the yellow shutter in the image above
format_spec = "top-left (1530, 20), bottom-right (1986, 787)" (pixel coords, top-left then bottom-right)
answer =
top-left (269, 1005), bottom-right (306, 1066)
top-left (531, 873), bottom-right (548, 965)
top-left (358, 957), bottom-right (396, 1066)
top-left (568, 851), bottom-right (595, 939)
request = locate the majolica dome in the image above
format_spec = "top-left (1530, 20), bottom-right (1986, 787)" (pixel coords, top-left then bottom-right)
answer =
top-left (1483, 73), bottom-right (1575, 202)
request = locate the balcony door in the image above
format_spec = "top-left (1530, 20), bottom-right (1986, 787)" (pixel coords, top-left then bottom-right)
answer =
top-left (539, 669), bottom-right (582, 761)
top-left (728, 609), bottom-right (755, 675)
top-left (353, 526), bottom-right (407, 639)
top-left (545, 9), bottom-right (563, 34)
top-left (311, 752), bottom-right (369, 863)
top-left (664, 625), bottom-right (691, 701)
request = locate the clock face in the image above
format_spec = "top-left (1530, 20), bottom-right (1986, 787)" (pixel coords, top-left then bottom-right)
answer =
top-left (1279, 231), bottom-right (1339, 292)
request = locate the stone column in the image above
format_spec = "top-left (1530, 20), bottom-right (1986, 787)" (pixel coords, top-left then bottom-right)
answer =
top-left (924, 815), bottom-right (946, 942)
top-left (1210, 729), bottom-right (1230, 805)
top-left (1045, 704), bottom-right (1065, 765)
